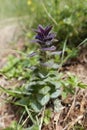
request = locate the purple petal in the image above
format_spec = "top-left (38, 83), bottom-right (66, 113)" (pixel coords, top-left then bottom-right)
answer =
top-left (44, 36), bottom-right (53, 41)
top-left (33, 29), bottom-right (44, 39)
top-left (48, 33), bottom-right (56, 39)
top-left (45, 25), bottom-right (52, 35)
top-left (41, 46), bottom-right (56, 51)
top-left (38, 25), bottom-right (45, 34)
top-left (33, 29), bottom-right (41, 34)
top-left (30, 39), bottom-right (44, 45)
top-left (44, 33), bottom-right (56, 42)
top-left (30, 39), bottom-right (39, 43)
top-left (35, 34), bottom-right (43, 40)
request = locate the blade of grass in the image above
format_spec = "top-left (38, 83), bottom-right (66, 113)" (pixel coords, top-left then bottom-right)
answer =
top-left (0, 85), bottom-right (31, 97)
top-left (78, 38), bottom-right (87, 47)
top-left (25, 106), bottom-right (36, 124)
top-left (41, 0), bottom-right (58, 26)
top-left (58, 38), bottom-right (67, 71)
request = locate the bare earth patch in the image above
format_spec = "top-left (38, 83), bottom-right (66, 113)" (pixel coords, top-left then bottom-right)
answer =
top-left (65, 47), bottom-right (87, 84)
top-left (0, 21), bottom-right (24, 129)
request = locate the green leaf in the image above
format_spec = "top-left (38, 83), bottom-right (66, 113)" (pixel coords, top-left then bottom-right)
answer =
top-left (52, 63), bottom-right (60, 69)
top-left (37, 81), bottom-right (46, 85)
top-left (39, 86), bottom-right (50, 94)
top-left (51, 89), bottom-right (61, 99)
top-left (38, 72), bottom-right (45, 78)
top-left (37, 93), bottom-right (50, 106)
top-left (62, 91), bottom-right (67, 99)
top-left (44, 116), bottom-right (50, 125)
top-left (53, 82), bottom-right (61, 89)
top-left (44, 109), bottom-right (52, 125)
top-left (16, 97), bottom-right (30, 106)
top-left (30, 100), bottom-right (42, 113)
top-left (78, 82), bottom-right (87, 89)
top-left (53, 99), bottom-right (63, 112)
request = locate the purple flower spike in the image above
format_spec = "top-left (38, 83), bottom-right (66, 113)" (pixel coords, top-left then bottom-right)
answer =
top-left (33, 25), bottom-right (56, 48)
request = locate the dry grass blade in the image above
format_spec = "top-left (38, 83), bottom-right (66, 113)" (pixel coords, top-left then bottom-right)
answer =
top-left (63, 115), bottom-right (83, 130)
top-left (63, 88), bottom-right (78, 122)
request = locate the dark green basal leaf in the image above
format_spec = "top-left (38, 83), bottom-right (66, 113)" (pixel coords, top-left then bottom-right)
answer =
top-left (54, 82), bottom-right (62, 89)
top-left (26, 80), bottom-right (46, 91)
top-left (37, 93), bottom-right (50, 106)
top-left (26, 83), bottom-right (40, 93)
top-left (38, 72), bottom-right (45, 78)
top-left (50, 89), bottom-right (61, 99)
top-left (47, 80), bottom-right (62, 89)
top-left (39, 86), bottom-right (51, 94)
top-left (47, 71), bottom-right (63, 78)
top-left (16, 97), bottom-right (30, 106)
top-left (30, 100), bottom-right (42, 113)
top-left (25, 82), bottom-right (36, 91)
top-left (36, 81), bottom-right (46, 85)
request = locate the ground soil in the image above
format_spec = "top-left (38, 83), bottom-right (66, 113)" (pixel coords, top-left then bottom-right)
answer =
top-left (0, 21), bottom-right (24, 129)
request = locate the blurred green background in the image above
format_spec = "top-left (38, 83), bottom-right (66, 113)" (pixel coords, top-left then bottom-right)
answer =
top-left (0, 0), bottom-right (29, 19)
top-left (0, 0), bottom-right (87, 46)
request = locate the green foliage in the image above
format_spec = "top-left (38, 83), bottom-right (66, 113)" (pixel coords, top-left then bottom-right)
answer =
top-left (26, 0), bottom-right (87, 47)
top-left (62, 72), bottom-right (87, 99)
top-left (3, 121), bottom-right (23, 130)
top-left (26, 125), bottom-right (39, 130)
top-left (1, 69), bottom-right (62, 112)
top-left (44, 109), bottom-right (52, 125)
top-left (3, 121), bottom-right (39, 130)
top-left (1, 51), bottom-right (39, 79)
top-left (1, 51), bottom-right (87, 130)
top-left (0, 42), bottom-right (62, 128)
top-left (0, 43), bottom-right (86, 129)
